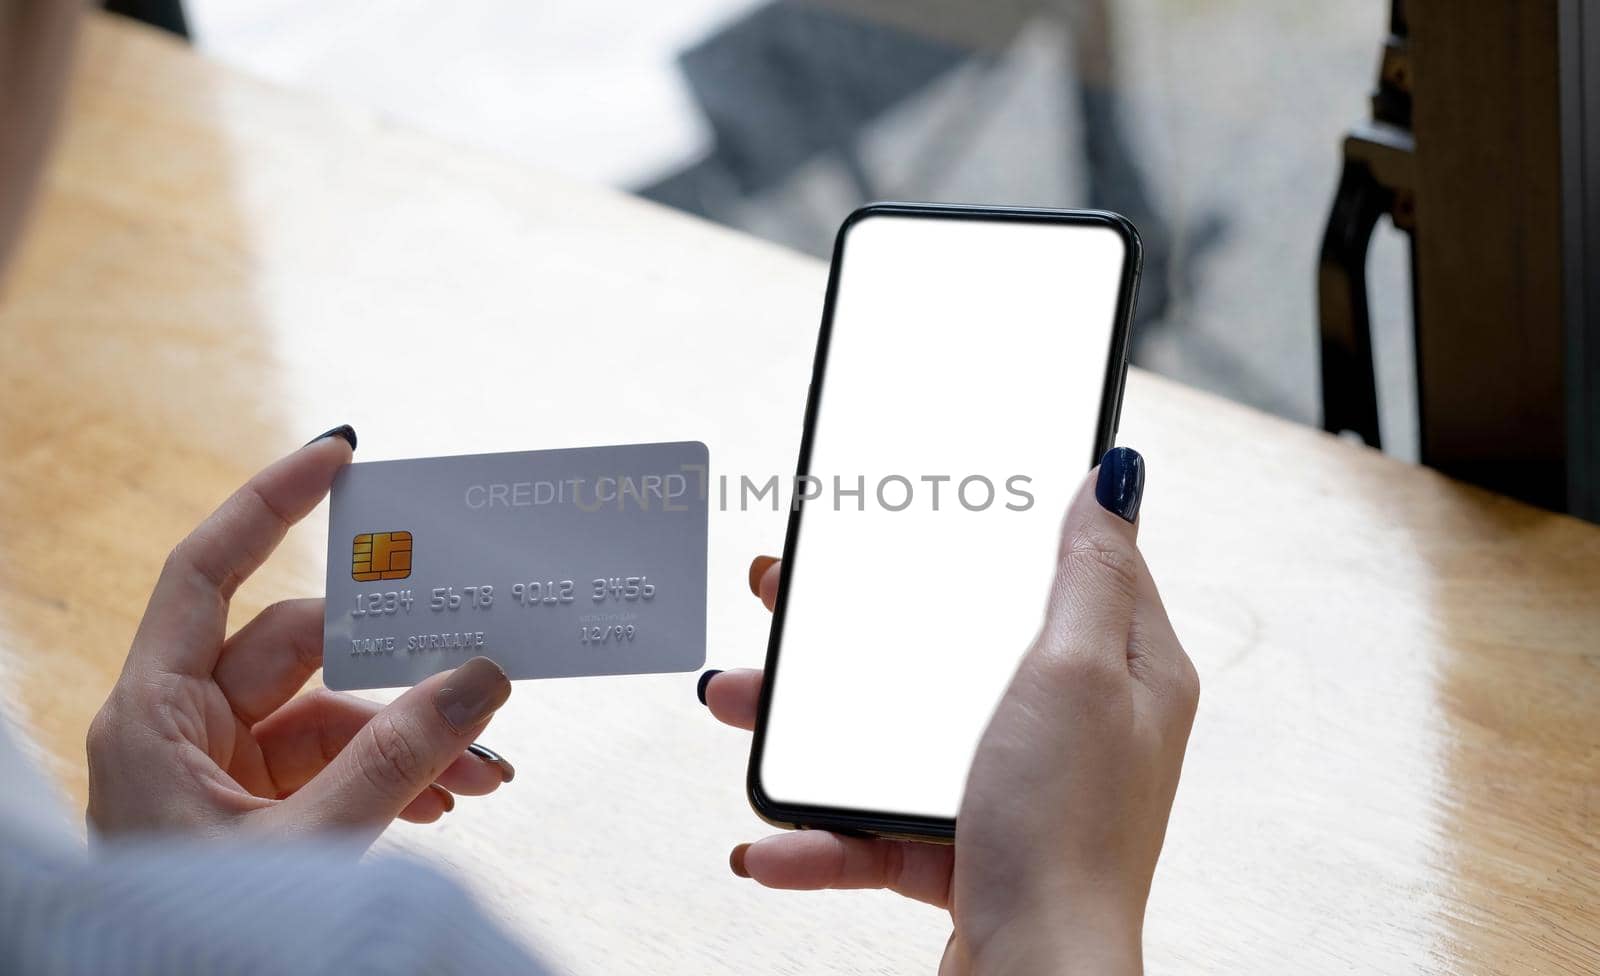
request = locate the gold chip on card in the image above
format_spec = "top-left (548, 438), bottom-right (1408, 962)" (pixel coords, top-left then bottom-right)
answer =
top-left (352, 531), bottom-right (412, 581)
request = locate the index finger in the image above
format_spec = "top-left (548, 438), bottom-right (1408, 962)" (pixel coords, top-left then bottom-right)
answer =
top-left (130, 427), bottom-right (355, 676)
top-left (749, 555), bottom-right (780, 611)
top-left (702, 668), bottom-right (763, 730)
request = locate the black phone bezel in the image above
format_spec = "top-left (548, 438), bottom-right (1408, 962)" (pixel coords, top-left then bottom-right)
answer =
top-left (746, 202), bottom-right (1143, 842)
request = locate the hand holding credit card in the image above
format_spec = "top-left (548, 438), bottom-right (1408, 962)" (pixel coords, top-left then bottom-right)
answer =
top-left (323, 441), bottom-right (709, 691)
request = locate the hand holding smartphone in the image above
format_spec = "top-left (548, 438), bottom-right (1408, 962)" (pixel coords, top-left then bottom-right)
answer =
top-left (707, 204), bottom-right (1198, 971)
top-left (748, 204), bottom-right (1143, 839)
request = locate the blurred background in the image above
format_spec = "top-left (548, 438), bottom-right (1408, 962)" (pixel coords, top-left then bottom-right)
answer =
top-left (179, 0), bottom-right (1414, 454)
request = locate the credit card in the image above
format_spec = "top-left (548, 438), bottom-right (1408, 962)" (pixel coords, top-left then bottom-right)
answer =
top-left (322, 441), bottom-right (708, 690)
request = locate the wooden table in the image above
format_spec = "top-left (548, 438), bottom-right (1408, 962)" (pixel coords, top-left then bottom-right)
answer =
top-left (3, 14), bottom-right (1598, 974)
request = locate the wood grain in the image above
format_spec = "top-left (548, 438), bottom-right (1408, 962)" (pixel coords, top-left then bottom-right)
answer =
top-left (1, 14), bottom-right (1596, 974)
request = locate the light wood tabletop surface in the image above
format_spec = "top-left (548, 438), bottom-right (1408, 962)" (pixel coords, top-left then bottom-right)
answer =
top-left (2, 14), bottom-right (1598, 975)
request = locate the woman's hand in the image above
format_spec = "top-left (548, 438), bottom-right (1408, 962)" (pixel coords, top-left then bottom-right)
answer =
top-left (700, 448), bottom-right (1198, 975)
top-left (87, 427), bottom-right (517, 845)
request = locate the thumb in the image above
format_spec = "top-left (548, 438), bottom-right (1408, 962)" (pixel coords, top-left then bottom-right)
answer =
top-left (1039, 447), bottom-right (1147, 659)
top-left (268, 656), bottom-right (511, 840)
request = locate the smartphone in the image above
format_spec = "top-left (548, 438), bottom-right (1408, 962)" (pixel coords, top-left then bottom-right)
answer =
top-left (747, 203), bottom-right (1141, 841)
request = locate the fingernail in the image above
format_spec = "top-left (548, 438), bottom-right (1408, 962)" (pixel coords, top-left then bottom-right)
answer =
top-left (434, 657), bottom-right (511, 734)
top-left (306, 424), bottom-right (357, 450)
top-left (729, 843), bottom-right (751, 878)
top-left (697, 669), bottom-right (722, 706)
top-left (467, 742), bottom-right (516, 783)
top-left (748, 556), bottom-right (778, 597)
top-left (428, 783), bottom-right (456, 813)
top-left (1095, 446), bottom-right (1145, 523)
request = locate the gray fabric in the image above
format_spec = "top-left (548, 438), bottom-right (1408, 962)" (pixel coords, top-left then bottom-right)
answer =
top-left (0, 719), bottom-right (546, 975)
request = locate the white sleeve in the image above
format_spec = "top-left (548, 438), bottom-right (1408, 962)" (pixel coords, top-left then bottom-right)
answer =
top-left (0, 721), bottom-right (548, 976)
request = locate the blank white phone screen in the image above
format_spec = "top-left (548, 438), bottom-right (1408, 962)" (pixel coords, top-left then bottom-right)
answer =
top-left (760, 212), bottom-right (1131, 821)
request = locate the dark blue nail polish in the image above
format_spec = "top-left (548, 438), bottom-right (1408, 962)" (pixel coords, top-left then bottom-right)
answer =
top-left (306, 424), bottom-right (357, 450)
top-left (697, 669), bottom-right (722, 706)
top-left (1095, 447), bottom-right (1144, 523)
top-left (466, 742), bottom-right (516, 783)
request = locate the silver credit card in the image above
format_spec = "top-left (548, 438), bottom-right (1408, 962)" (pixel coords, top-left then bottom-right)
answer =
top-left (323, 441), bottom-right (708, 690)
